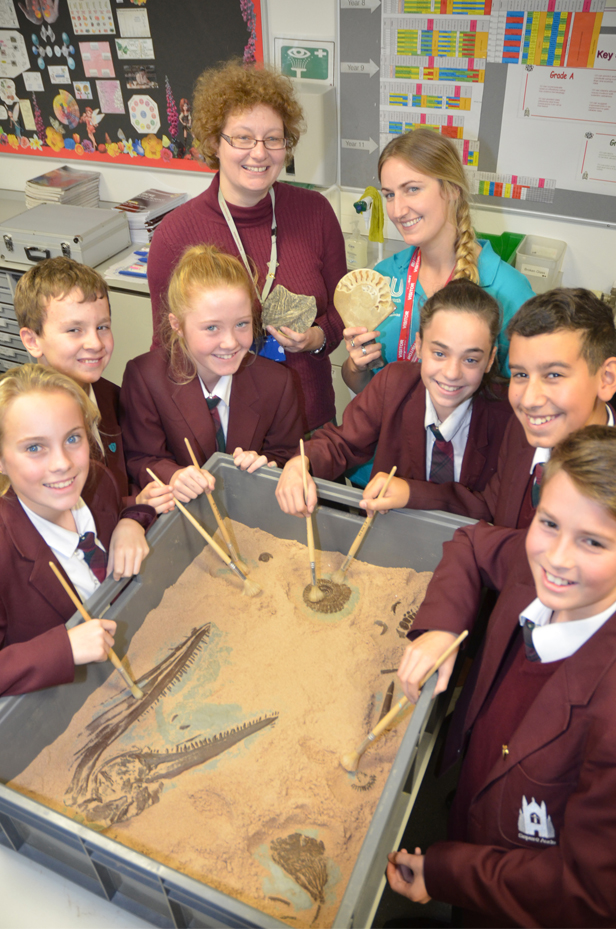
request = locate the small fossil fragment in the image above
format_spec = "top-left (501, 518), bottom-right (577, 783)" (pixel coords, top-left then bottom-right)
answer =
top-left (391, 601), bottom-right (401, 615)
top-left (351, 772), bottom-right (376, 792)
top-left (259, 552), bottom-right (273, 563)
top-left (374, 620), bottom-right (388, 635)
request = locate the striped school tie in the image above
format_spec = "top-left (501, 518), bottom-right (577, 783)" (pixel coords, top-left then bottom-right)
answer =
top-left (206, 396), bottom-right (226, 453)
top-left (77, 531), bottom-right (107, 583)
top-left (522, 619), bottom-right (541, 662)
top-left (428, 424), bottom-right (455, 484)
top-left (530, 463), bottom-right (544, 508)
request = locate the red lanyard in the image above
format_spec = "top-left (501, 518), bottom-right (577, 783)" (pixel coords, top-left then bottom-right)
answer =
top-left (397, 249), bottom-right (456, 362)
top-left (398, 248), bottom-right (422, 362)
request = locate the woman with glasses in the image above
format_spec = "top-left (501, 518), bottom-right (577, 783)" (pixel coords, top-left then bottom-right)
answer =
top-left (147, 61), bottom-right (347, 433)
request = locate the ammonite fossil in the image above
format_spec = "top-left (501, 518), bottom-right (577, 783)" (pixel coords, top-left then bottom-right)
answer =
top-left (334, 268), bottom-right (393, 330)
top-left (303, 581), bottom-right (351, 614)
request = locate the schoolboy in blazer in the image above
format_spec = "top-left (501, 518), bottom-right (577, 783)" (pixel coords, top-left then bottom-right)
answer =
top-left (391, 427), bottom-right (616, 927)
top-left (15, 257), bottom-right (150, 508)
top-left (120, 347), bottom-right (304, 490)
top-left (0, 461), bottom-right (155, 697)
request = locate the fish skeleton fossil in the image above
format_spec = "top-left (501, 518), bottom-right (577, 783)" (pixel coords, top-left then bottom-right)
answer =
top-left (75, 714), bottom-right (279, 826)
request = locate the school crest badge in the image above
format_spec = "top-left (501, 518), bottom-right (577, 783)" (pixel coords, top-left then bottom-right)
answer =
top-left (517, 795), bottom-right (557, 845)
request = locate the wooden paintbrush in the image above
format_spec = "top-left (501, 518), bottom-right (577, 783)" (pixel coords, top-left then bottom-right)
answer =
top-left (184, 437), bottom-right (247, 572)
top-left (331, 465), bottom-right (397, 584)
top-left (146, 468), bottom-right (261, 597)
top-left (340, 630), bottom-right (468, 772)
top-left (299, 438), bottom-right (323, 603)
top-left (49, 561), bottom-right (144, 699)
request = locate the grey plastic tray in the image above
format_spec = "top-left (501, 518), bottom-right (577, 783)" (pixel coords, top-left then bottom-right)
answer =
top-left (0, 455), bottom-right (473, 928)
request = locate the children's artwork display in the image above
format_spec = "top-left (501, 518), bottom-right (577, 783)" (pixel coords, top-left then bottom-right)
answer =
top-left (10, 520), bottom-right (431, 928)
top-left (0, 0), bottom-right (263, 171)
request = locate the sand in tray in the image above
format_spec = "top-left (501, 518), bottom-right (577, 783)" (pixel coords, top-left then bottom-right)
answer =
top-left (10, 521), bottom-right (432, 929)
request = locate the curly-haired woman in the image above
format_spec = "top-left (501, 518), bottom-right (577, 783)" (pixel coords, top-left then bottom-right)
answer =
top-left (147, 61), bottom-right (347, 433)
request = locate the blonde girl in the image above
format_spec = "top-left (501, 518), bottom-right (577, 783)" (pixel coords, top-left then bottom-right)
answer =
top-left (0, 365), bottom-right (154, 696)
top-left (342, 128), bottom-right (534, 394)
top-left (121, 244), bottom-right (303, 503)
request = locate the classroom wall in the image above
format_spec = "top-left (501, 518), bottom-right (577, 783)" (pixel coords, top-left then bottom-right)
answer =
top-left (2, 0), bottom-right (615, 294)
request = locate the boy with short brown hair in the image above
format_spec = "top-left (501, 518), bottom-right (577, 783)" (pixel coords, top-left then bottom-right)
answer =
top-left (14, 257), bottom-right (172, 512)
top-left (390, 425), bottom-right (616, 927)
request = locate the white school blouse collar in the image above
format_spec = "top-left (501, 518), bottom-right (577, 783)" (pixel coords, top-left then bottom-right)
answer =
top-left (19, 496), bottom-right (98, 558)
top-left (519, 596), bottom-right (616, 663)
top-left (198, 373), bottom-right (232, 406)
top-left (424, 392), bottom-right (473, 441)
top-left (529, 403), bottom-right (614, 474)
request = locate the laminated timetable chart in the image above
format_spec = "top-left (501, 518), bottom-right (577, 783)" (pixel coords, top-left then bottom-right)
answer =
top-left (381, 112), bottom-right (481, 160)
top-left (383, 15), bottom-right (491, 57)
top-left (487, 0), bottom-right (605, 66)
top-left (381, 79), bottom-right (480, 109)
top-left (383, 55), bottom-right (487, 80)
top-left (380, 81), bottom-right (483, 138)
top-left (384, 0), bottom-right (494, 14)
top-left (467, 170), bottom-right (557, 199)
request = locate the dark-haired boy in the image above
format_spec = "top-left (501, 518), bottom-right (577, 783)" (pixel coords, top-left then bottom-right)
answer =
top-left (401, 288), bottom-right (616, 528)
top-left (15, 257), bottom-right (173, 512)
top-left (388, 426), bottom-right (616, 928)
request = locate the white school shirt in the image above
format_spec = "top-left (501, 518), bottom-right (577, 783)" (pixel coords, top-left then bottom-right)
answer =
top-left (519, 596), bottom-right (616, 662)
top-left (528, 403), bottom-right (615, 476)
top-left (198, 374), bottom-right (232, 441)
top-left (424, 394), bottom-right (473, 482)
top-left (19, 498), bottom-right (105, 602)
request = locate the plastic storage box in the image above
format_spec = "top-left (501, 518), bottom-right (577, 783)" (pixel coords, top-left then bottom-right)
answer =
top-left (475, 231), bottom-right (526, 267)
top-left (515, 235), bottom-right (566, 294)
top-left (0, 456), bottom-right (474, 928)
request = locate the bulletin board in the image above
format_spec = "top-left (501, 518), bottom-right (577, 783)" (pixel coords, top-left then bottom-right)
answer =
top-left (0, 0), bottom-right (263, 172)
top-left (339, 1), bottom-right (616, 225)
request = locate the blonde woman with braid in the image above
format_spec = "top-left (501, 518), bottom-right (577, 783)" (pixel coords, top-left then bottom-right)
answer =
top-left (342, 129), bottom-right (534, 397)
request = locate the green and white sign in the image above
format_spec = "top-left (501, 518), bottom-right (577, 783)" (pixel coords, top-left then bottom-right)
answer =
top-left (274, 39), bottom-right (335, 84)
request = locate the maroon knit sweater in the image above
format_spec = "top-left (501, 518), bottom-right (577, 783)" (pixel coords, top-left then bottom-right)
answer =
top-left (147, 173), bottom-right (347, 431)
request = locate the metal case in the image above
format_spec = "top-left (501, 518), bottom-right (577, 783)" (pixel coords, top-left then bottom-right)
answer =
top-left (0, 458), bottom-right (474, 928)
top-left (0, 204), bottom-right (131, 267)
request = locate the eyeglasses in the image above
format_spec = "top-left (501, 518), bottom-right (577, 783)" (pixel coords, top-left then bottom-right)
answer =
top-left (220, 132), bottom-right (288, 151)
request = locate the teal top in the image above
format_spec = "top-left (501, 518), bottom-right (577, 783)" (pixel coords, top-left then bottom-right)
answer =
top-left (347, 240), bottom-right (534, 487)
top-left (374, 239), bottom-right (534, 375)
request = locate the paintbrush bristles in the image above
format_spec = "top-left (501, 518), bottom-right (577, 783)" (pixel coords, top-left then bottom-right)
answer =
top-left (307, 583), bottom-right (324, 603)
top-left (330, 568), bottom-right (346, 585)
top-left (340, 751), bottom-right (360, 773)
top-left (242, 578), bottom-right (262, 598)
